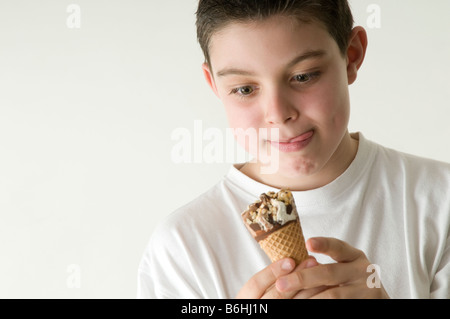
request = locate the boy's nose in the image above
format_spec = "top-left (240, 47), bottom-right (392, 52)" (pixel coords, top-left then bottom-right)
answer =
top-left (264, 88), bottom-right (299, 125)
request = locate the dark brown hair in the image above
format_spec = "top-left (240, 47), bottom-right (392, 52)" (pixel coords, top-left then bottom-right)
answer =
top-left (196, 0), bottom-right (354, 67)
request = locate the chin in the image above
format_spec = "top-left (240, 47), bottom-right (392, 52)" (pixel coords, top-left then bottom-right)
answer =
top-left (278, 156), bottom-right (320, 178)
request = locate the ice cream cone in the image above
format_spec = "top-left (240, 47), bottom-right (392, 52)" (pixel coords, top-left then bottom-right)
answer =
top-left (242, 189), bottom-right (309, 265)
top-left (258, 219), bottom-right (308, 265)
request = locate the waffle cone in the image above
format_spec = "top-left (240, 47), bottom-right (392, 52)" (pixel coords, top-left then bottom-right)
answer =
top-left (258, 220), bottom-right (308, 265)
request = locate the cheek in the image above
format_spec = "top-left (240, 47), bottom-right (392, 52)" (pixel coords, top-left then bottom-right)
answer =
top-left (222, 101), bottom-right (266, 156)
top-left (223, 101), bottom-right (261, 131)
top-left (305, 69), bottom-right (350, 129)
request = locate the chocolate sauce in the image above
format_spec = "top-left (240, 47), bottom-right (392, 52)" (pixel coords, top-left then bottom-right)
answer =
top-left (286, 204), bottom-right (293, 215)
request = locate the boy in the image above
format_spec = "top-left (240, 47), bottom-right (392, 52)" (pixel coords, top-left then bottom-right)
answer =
top-left (138, 0), bottom-right (450, 298)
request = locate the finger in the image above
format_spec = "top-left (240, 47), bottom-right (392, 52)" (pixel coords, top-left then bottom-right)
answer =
top-left (309, 284), bottom-right (361, 299)
top-left (301, 256), bottom-right (319, 269)
top-left (293, 285), bottom-right (329, 299)
top-left (307, 237), bottom-right (364, 263)
top-left (236, 258), bottom-right (295, 299)
top-left (262, 257), bottom-right (318, 299)
top-left (276, 262), bottom-right (359, 292)
top-left (308, 280), bottom-right (390, 299)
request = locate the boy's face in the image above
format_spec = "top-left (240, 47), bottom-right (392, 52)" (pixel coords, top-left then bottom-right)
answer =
top-left (203, 15), bottom-right (364, 187)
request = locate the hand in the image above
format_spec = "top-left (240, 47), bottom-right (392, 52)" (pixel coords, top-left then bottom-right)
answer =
top-left (236, 257), bottom-right (318, 299)
top-left (275, 237), bottom-right (390, 299)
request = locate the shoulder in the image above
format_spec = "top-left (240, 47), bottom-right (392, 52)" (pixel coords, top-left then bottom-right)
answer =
top-left (138, 175), bottom-right (253, 298)
top-left (148, 173), bottom-right (251, 261)
top-left (150, 181), bottom-right (227, 244)
top-left (372, 141), bottom-right (450, 180)
top-left (371, 141), bottom-right (450, 219)
top-left (361, 138), bottom-right (450, 212)
top-left (138, 181), bottom-right (231, 298)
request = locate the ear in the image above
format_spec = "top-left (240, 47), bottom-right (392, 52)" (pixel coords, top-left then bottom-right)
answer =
top-left (346, 26), bottom-right (368, 85)
top-left (202, 63), bottom-right (220, 98)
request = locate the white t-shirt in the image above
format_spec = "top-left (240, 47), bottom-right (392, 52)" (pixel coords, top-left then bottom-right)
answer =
top-left (137, 133), bottom-right (450, 299)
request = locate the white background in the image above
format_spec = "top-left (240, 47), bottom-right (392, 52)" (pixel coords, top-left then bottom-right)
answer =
top-left (0, 0), bottom-right (449, 298)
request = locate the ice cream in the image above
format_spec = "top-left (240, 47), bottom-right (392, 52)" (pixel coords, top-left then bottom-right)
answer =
top-left (242, 189), bottom-right (308, 265)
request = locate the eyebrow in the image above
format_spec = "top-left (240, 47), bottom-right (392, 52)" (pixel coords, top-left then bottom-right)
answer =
top-left (215, 49), bottom-right (326, 78)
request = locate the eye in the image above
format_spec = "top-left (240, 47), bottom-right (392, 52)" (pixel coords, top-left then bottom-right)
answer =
top-left (293, 71), bottom-right (321, 84)
top-left (230, 86), bottom-right (254, 96)
top-left (295, 74), bottom-right (311, 82)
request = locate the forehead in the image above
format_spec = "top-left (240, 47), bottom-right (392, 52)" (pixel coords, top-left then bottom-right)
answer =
top-left (208, 15), bottom-right (338, 75)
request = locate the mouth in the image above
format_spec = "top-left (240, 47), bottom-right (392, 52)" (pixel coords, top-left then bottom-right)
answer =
top-left (269, 130), bottom-right (314, 153)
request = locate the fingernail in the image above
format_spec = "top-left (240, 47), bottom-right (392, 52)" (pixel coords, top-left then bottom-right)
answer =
top-left (276, 278), bottom-right (288, 291)
top-left (309, 238), bottom-right (321, 250)
top-left (305, 259), bottom-right (317, 268)
top-left (282, 259), bottom-right (294, 271)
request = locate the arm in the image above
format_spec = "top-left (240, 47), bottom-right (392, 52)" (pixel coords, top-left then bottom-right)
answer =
top-left (430, 234), bottom-right (450, 299)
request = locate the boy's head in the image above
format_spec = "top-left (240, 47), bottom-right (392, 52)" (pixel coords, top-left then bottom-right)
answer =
top-left (195, 0), bottom-right (367, 190)
top-left (196, 0), bottom-right (354, 69)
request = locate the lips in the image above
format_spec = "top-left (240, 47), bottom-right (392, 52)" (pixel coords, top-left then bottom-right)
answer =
top-left (269, 130), bottom-right (314, 153)
top-left (282, 130), bottom-right (314, 143)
